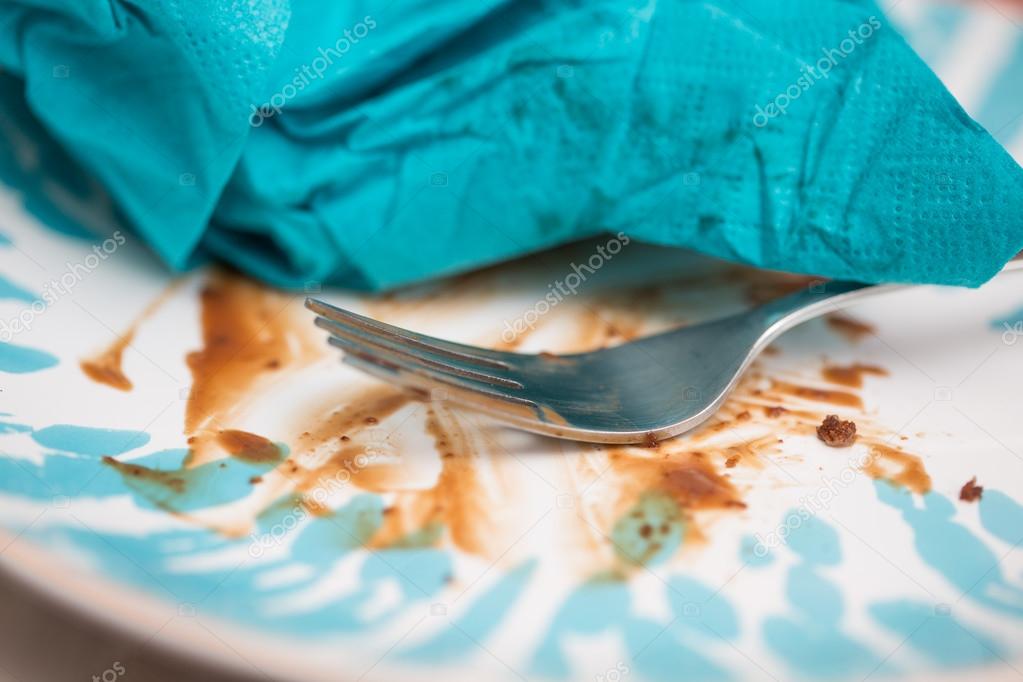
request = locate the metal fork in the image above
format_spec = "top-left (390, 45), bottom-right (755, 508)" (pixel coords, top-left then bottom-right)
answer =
top-left (306, 260), bottom-right (1022, 444)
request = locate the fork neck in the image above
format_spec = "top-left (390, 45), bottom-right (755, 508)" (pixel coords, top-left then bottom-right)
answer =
top-left (755, 280), bottom-right (898, 331)
top-left (754, 257), bottom-right (1023, 339)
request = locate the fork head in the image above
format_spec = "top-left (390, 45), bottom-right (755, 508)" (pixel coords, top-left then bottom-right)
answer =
top-left (306, 298), bottom-right (768, 444)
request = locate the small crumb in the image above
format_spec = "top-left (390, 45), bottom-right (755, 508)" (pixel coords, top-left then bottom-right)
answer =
top-left (816, 415), bottom-right (857, 447)
top-left (364, 417), bottom-right (378, 425)
top-left (735, 410), bottom-right (751, 421)
top-left (264, 359), bottom-right (281, 370)
top-left (959, 477), bottom-right (983, 503)
top-left (249, 475), bottom-right (263, 484)
top-left (765, 406), bottom-right (787, 418)
top-left (340, 435), bottom-right (350, 442)
top-left (725, 455), bottom-right (740, 468)
top-left (639, 524), bottom-right (652, 538)
top-left (642, 432), bottom-right (659, 448)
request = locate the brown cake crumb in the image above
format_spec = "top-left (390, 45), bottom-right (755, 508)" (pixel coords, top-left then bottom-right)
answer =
top-left (724, 455), bottom-right (740, 468)
top-left (816, 415), bottom-right (856, 447)
top-left (959, 477), bottom-right (983, 503)
top-left (765, 406), bottom-right (787, 418)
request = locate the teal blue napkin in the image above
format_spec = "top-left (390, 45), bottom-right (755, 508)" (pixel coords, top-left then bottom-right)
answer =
top-left (1, 0), bottom-right (1021, 289)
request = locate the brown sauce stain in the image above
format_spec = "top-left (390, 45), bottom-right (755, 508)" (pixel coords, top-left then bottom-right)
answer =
top-left (827, 315), bottom-right (875, 342)
top-left (862, 444), bottom-right (931, 494)
top-left (657, 458), bottom-right (745, 511)
top-left (770, 380), bottom-right (863, 408)
top-left (608, 448), bottom-right (744, 514)
top-left (184, 270), bottom-right (321, 465)
top-left (88, 255), bottom-right (936, 568)
top-left (79, 282), bottom-right (180, 391)
top-left (821, 364), bottom-right (888, 388)
top-left (101, 456), bottom-right (186, 494)
top-left (80, 330), bottom-right (135, 391)
top-left (366, 405), bottom-right (493, 556)
top-left (290, 386), bottom-right (414, 493)
top-left (215, 429), bottom-right (283, 464)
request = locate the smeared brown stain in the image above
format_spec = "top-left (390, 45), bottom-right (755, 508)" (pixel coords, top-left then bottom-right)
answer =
top-left (81, 330), bottom-right (136, 391)
top-left (101, 456), bottom-right (186, 493)
top-left (661, 462), bottom-right (743, 509)
top-left (863, 444), bottom-right (931, 494)
top-left (367, 405), bottom-right (492, 556)
top-left (290, 386), bottom-right (414, 493)
top-left (87, 254), bottom-right (935, 570)
top-left (960, 477), bottom-right (983, 502)
top-left (80, 283), bottom-right (180, 391)
top-left (771, 380), bottom-right (863, 408)
top-left (604, 447), bottom-right (746, 555)
top-left (216, 430), bottom-right (282, 464)
top-left (184, 270), bottom-right (321, 465)
top-left (827, 315), bottom-right (875, 342)
top-left (821, 364), bottom-right (888, 388)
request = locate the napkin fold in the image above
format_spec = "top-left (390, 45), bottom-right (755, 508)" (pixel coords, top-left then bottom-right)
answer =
top-left (1, 0), bottom-right (1021, 289)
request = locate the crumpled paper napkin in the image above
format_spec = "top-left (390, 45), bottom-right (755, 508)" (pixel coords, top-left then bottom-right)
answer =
top-left (1, 0), bottom-right (1021, 289)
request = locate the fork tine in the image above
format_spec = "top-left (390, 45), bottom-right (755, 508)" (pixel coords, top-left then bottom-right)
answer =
top-left (306, 298), bottom-right (512, 370)
top-left (320, 323), bottom-right (524, 390)
top-left (335, 340), bottom-right (545, 417)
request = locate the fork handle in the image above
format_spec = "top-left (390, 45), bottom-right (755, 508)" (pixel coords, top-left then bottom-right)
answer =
top-left (757, 255), bottom-right (1023, 331)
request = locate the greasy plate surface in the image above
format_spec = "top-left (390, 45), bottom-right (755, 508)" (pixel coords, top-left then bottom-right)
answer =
top-left (2, 185), bottom-right (1023, 682)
